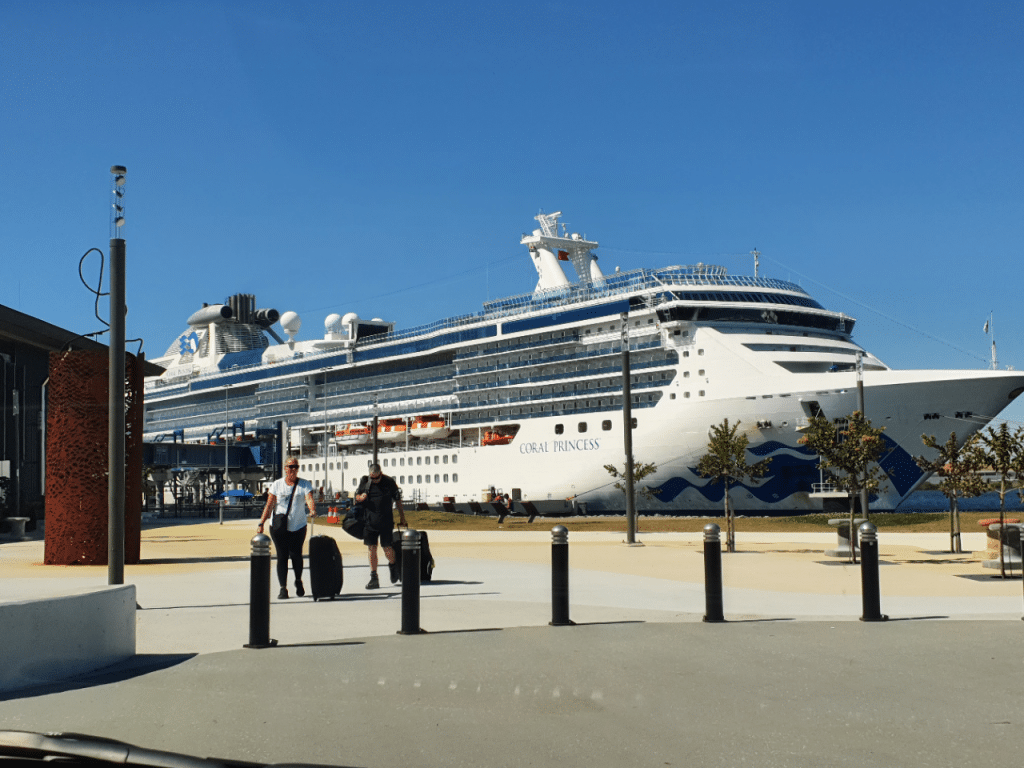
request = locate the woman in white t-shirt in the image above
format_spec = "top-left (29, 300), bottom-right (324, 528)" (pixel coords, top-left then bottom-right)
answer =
top-left (257, 460), bottom-right (316, 599)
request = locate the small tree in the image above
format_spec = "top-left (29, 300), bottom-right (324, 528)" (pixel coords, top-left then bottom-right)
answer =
top-left (696, 418), bottom-right (772, 553)
top-left (604, 460), bottom-right (661, 532)
top-left (798, 411), bottom-right (887, 563)
top-left (965, 423), bottom-right (1024, 577)
top-left (915, 432), bottom-right (986, 553)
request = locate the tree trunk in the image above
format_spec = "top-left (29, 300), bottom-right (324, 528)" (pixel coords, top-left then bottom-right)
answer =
top-left (951, 495), bottom-right (961, 554)
top-left (724, 483), bottom-right (734, 553)
top-left (849, 493), bottom-right (858, 564)
top-left (950, 499), bottom-right (958, 552)
top-left (999, 481), bottom-right (1006, 578)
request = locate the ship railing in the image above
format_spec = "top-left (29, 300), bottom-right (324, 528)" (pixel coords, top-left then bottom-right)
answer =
top-left (160, 265), bottom-right (810, 391)
top-left (353, 265), bottom-right (809, 349)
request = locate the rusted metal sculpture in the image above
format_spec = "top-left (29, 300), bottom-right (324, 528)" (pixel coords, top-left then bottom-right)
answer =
top-left (44, 351), bottom-right (143, 565)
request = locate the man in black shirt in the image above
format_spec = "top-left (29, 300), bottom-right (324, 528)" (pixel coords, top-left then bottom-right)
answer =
top-left (355, 462), bottom-right (407, 589)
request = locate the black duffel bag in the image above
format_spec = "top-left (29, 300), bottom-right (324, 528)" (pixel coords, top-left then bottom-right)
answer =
top-left (341, 505), bottom-right (367, 539)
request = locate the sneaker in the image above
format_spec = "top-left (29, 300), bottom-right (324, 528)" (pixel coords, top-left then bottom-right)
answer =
top-left (278, 587), bottom-right (289, 600)
top-left (366, 572), bottom-right (380, 590)
top-left (389, 560), bottom-right (401, 584)
top-left (295, 580), bottom-right (305, 597)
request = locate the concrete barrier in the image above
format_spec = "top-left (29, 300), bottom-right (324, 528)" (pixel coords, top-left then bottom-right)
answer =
top-left (0, 585), bottom-right (136, 693)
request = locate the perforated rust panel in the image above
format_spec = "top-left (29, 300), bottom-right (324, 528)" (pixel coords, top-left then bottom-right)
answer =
top-left (44, 351), bottom-right (143, 565)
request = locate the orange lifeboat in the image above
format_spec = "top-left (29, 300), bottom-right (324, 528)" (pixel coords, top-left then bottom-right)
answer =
top-left (410, 414), bottom-right (452, 440)
top-left (482, 430), bottom-right (513, 446)
top-left (377, 418), bottom-right (408, 442)
top-left (335, 423), bottom-right (371, 446)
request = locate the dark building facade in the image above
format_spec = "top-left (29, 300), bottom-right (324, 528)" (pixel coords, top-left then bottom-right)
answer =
top-left (0, 303), bottom-right (159, 526)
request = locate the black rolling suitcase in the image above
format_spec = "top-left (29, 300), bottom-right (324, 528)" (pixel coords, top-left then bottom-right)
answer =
top-left (394, 526), bottom-right (434, 582)
top-left (308, 534), bottom-right (343, 601)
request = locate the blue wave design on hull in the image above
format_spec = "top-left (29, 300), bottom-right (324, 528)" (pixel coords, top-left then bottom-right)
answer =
top-left (651, 435), bottom-right (923, 506)
top-left (653, 450), bottom-right (820, 504)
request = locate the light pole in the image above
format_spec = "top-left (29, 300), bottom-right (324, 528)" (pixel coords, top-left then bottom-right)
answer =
top-left (323, 368), bottom-right (329, 502)
top-left (857, 351), bottom-right (869, 522)
top-left (621, 312), bottom-right (637, 544)
top-left (108, 165), bottom-right (127, 585)
top-left (222, 385), bottom-right (229, 525)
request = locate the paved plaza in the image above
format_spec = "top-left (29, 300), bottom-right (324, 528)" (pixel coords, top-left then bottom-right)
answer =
top-left (1, 519), bottom-right (1022, 767)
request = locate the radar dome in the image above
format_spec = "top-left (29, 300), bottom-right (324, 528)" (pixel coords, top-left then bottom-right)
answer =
top-left (280, 311), bottom-right (302, 335)
top-left (325, 313), bottom-right (343, 332)
top-left (342, 312), bottom-right (360, 324)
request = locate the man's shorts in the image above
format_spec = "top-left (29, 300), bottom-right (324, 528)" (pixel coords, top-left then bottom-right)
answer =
top-left (363, 524), bottom-right (394, 549)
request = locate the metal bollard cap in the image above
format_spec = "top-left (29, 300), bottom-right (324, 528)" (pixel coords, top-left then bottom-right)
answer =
top-left (858, 521), bottom-right (877, 542)
top-left (552, 525), bottom-right (569, 545)
top-left (703, 523), bottom-right (721, 542)
top-left (251, 533), bottom-right (271, 554)
top-left (402, 528), bottom-right (420, 548)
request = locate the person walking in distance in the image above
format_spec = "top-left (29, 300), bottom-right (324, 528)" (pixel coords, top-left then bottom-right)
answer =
top-left (257, 459), bottom-right (316, 599)
top-left (355, 463), bottom-right (407, 589)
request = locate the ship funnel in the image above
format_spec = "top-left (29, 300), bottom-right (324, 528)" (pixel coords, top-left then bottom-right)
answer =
top-left (187, 304), bottom-right (232, 326)
top-left (253, 308), bottom-right (280, 328)
top-left (226, 293), bottom-right (257, 325)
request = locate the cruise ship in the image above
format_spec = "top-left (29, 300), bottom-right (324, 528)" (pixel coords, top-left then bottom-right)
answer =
top-left (143, 212), bottom-right (1024, 514)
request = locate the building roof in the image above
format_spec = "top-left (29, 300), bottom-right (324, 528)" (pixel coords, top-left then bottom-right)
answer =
top-left (0, 303), bottom-right (164, 376)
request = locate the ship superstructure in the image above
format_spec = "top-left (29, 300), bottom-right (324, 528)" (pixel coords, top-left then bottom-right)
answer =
top-left (144, 212), bottom-right (1024, 513)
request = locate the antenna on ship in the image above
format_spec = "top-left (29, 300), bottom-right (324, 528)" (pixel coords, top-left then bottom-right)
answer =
top-left (984, 312), bottom-right (997, 370)
top-left (751, 248), bottom-right (760, 278)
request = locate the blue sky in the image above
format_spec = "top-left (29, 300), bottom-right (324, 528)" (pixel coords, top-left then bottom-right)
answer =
top-left (2, 1), bottom-right (1023, 422)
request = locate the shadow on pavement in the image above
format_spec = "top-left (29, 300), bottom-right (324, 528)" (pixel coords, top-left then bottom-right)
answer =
top-left (141, 556), bottom-right (250, 565)
top-left (271, 640), bottom-right (366, 649)
top-left (0, 654), bottom-right (197, 702)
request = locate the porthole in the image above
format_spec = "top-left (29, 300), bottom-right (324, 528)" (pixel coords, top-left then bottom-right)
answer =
top-left (602, 420), bottom-right (612, 431)
top-left (453, 473), bottom-right (459, 482)
top-left (555, 424), bottom-right (564, 434)
top-left (578, 422), bottom-right (588, 433)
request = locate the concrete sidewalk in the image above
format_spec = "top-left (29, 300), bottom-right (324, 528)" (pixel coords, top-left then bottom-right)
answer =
top-left (3, 519), bottom-right (1023, 656)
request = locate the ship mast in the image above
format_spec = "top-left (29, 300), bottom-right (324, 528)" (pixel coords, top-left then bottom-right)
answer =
top-left (985, 312), bottom-right (998, 370)
top-left (521, 211), bottom-right (604, 293)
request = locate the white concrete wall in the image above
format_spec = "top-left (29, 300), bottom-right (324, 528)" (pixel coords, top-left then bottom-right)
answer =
top-left (0, 585), bottom-right (136, 693)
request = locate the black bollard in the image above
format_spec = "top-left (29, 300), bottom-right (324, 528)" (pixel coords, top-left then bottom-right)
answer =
top-left (859, 522), bottom-right (888, 622)
top-left (703, 523), bottom-right (725, 623)
top-left (550, 525), bottom-right (574, 626)
top-left (244, 533), bottom-right (277, 648)
top-left (398, 529), bottom-right (425, 635)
